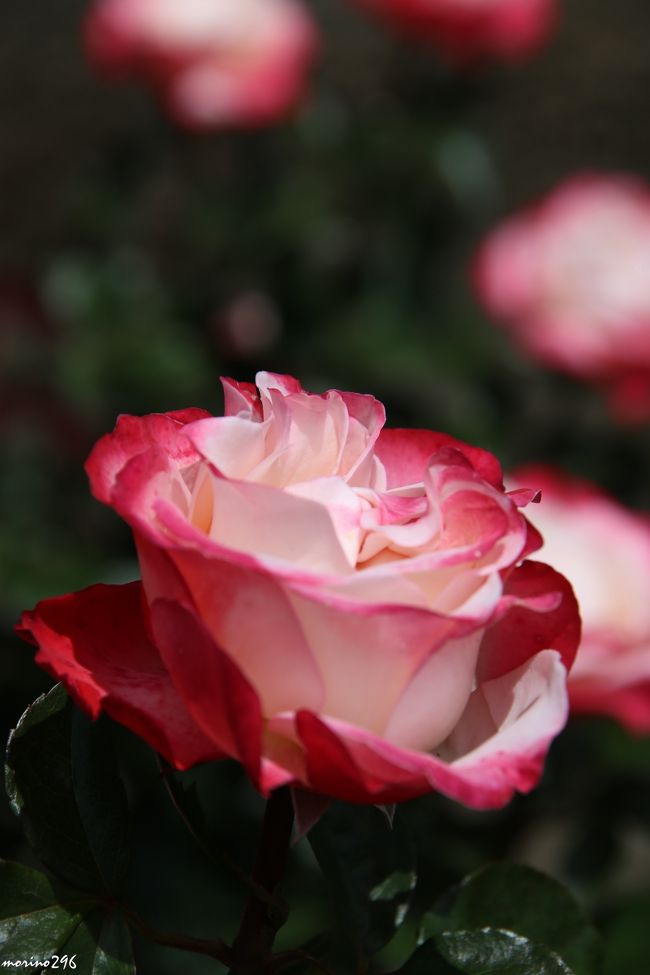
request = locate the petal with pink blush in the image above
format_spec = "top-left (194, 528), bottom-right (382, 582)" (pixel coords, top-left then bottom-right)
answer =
top-left (158, 548), bottom-right (325, 718)
top-left (221, 377), bottom-right (263, 419)
top-left (150, 598), bottom-right (263, 783)
top-left (287, 477), bottom-right (364, 566)
top-left (294, 651), bottom-right (566, 807)
top-left (384, 631), bottom-right (484, 752)
top-left (85, 409), bottom-right (209, 504)
top-left (359, 491), bottom-right (438, 562)
top-left (477, 560), bottom-right (580, 683)
top-left (256, 371), bottom-right (304, 399)
top-left (16, 583), bottom-right (219, 770)
top-left (255, 388), bottom-right (349, 486)
top-left (109, 446), bottom-right (181, 547)
top-left (376, 428), bottom-right (504, 491)
top-left (291, 711), bottom-right (507, 807)
top-left (207, 476), bottom-right (356, 573)
top-left (285, 589), bottom-right (473, 735)
top-left (336, 389), bottom-right (386, 485)
top-left (441, 650), bottom-right (569, 774)
top-left (507, 486), bottom-right (542, 507)
top-left (411, 569), bottom-right (503, 620)
top-left (184, 415), bottom-right (269, 479)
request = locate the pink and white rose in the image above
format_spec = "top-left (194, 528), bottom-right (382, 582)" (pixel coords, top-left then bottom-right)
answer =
top-left (84, 0), bottom-right (318, 128)
top-left (474, 174), bottom-right (650, 421)
top-left (349, 0), bottom-right (557, 63)
top-left (509, 465), bottom-right (650, 733)
top-left (18, 373), bottom-right (579, 807)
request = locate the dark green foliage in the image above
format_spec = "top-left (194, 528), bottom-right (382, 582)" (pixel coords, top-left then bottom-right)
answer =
top-left (3, 690), bottom-right (134, 974)
top-left (404, 864), bottom-right (601, 975)
top-left (6, 685), bottom-right (130, 896)
top-left (0, 861), bottom-right (134, 975)
top-left (309, 802), bottom-right (416, 957)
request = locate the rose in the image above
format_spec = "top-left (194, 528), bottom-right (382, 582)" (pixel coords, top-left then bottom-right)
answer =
top-left (349, 0), bottom-right (557, 63)
top-left (18, 373), bottom-right (579, 808)
top-left (474, 173), bottom-right (650, 421)
top-left (84, 0), bottom-right (318, 128)
top-left (509, 465), bottom-right (650, 733)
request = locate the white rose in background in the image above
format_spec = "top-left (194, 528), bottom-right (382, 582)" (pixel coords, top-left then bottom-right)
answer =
top-left (474, 174), bottom-right (650, 422)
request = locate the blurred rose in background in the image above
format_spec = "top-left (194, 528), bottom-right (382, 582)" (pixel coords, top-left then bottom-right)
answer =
top-left (84, 0), bottom-right (319, 128)
top-left (474, 175), bottom-right (650, 421)
top-left (350, 0), bottom-right (558, 61)
top-left (510, 465), bottom-right (650, 734)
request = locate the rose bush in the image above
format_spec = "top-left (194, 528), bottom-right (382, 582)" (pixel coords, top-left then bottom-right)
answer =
top-left (84, 0), bottom-right (318, 129)
top-left (510, 465), bottom-right (650, 733)
top-left (474, 174), bottom-right (650, 421)
top-left (350, 0), bottom-right (557, 63)
top-left (18, 373), bottom-right (579, 807)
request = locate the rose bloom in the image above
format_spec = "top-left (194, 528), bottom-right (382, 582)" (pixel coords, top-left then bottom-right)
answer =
top-left (84, 0), bottom-right (318, 128)
top-left (509, 465), bottom-right (650, 734)
top-left (474, 174), bottom-right (650, 421)
top-left (349, 0), bottom-right (557, 62)
top-left (18, 374), bottom-right (579, 807)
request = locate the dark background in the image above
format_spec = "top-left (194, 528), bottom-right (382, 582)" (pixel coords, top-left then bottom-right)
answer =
top-left (2, 1), bottom-right (650, 971)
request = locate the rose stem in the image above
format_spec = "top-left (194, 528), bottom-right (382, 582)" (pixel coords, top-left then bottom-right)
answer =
top-left (228, 786), bottom-right (295, 974)
top-left (123, 907), bottom-right (234, 966)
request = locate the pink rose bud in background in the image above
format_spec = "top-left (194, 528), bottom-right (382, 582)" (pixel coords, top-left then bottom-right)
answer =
top-left (349, 0), bottom-right (557, 63)
top-left (474, 174), bottom-right (650, 421)
top-left (84, 0), bottom-right (319, 128)
top-left (510, 465), bottom-right (650, 734)
top-left (18, 373), bottom-right (579, 808)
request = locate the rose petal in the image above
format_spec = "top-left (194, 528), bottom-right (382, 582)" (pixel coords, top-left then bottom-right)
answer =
top-left (16, 582), bottom-right (218, 769)
top-left (477, 559), bottom-right (580, 682)
top-left (150, 598), bottom-right (263, 783)
top-left (152, 547), bottom-right (325, 718)
top-left (86, 408), bottom-right (209, 504)
top-left (285, 587), bottom-right (476, 735)
top-left (292, 649), bottom-right (567, 807)
top-left (376, 428), bottom-right (504, 491)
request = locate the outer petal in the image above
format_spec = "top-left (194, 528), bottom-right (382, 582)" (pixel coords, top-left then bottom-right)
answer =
top-left (376, 428), bottom-right (504, 490)
top-left (85, 408), bottom-right (209, 504)
top-left (290, 649), bottom-right (567, 807)
top-left (16, 583), bottom-right (218, 770)
top-left (477, 560), bottom-right (580, 683)
top-left (149, 599), bottom-right (263, 784)
top-left (144, 545), bottom-right (325, 719)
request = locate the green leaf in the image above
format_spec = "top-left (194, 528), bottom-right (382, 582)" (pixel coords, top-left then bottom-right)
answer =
top-left (309, 802), bottom-right (416, 956)
top-left (0, 861), bottom-right (134, 975)
top-left (60, 910), bottom-right (135, 975)
top-left (440, 864), bottom-right (600, 975)
top-left (397, 927), bottom-right (575, 974)
top-left (408, 864), bottom-right (601, 975)
top-left (5, 685), bottom-right (130, 895)
top-left (436, 928), bottom-right (574, 974)
top-left (0, 861), bottom-right (87, 963)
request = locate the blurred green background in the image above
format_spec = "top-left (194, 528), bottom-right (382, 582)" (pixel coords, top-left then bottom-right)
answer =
top-left (2, 1), bottom-right (650, 971)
